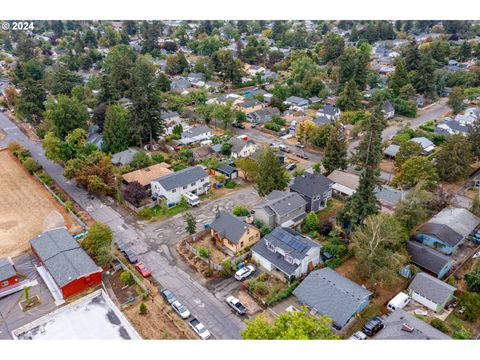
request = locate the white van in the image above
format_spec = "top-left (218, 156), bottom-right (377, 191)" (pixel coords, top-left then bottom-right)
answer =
top-left (387, 292), bottom-right (411, 312)
top-left (183, 192), bottom-right (200, 207)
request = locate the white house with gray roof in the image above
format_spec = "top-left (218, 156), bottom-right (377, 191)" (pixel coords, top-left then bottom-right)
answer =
top-left (150, 166), bottom-right (210, 205)
top-left (253, 190), bottom-right (307, 228)
top-left (180, 125), bottom-right (213, 145)
top-left (407, 272), bottom-right (456, 313)
top-left (293, 268), bottom-right (372, 329)
top-left (252, 227), bottom-right (320, 279)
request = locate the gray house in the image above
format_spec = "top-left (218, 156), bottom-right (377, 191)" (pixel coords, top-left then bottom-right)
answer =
top-left (253, 190), bottom-right (307, 228)
top-left (293, 268), bottom-right (372, 330)
top-left (111, 148), bottom-right (139, 166)
top-left (252, 227), bottom-right (320, 279)
top-left (407, 272), bottom-right (456, 313)
top-left (375, 309), bottom-right (451, 340)
top-left (289, 173), bottom-right (333, 212)
top-left (406, 241), bottom-right (454, 279)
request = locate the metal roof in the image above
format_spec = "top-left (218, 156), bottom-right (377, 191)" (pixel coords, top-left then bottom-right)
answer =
top-left (0, 257), bottom-right (16, 281)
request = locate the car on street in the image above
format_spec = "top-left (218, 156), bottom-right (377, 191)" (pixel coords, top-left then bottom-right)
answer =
top-left (161, 288), bottom-right (177, 304)
top-left (285, 163), bottom-right (296, 171)
top-left (122, 248), bottom-right (138, 264)
top-left (0, 106), bottom-right (5, 112)
top-left (362, 316), bottom-right (385, 337)
top-left (296, 152), bottom-right (309, 159)
top-left (348, 331), bottom-right (367, 340)
top-left (295, 142), bottom-right (305, 148)
top-left (251, 123), bottom-right (257, 128)
top-left (189, 318), bottom-right (211, 340)
top-left (234, 264), bottom-right (255, 281)
top-left (278, 144), bottom-right (290, 153)
top-left (135, 262), bottom-right (151, 277)
top-left (232, 122), bottom-right (245, 129)
top-left (226, 296), bottom-right (247, 315)
top-left (171, 300), bottom-right (191, 319)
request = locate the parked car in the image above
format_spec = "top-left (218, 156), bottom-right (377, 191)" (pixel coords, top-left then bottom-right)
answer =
top-left (278, 144), bottom-right (290, 153)
top-left (115, 239), bottom-right (128, 252)
top-left (348, 331), bottom-right (367, 340)
top-left (122, 248), bottom-right (138, 264)
top-left (171, 300), bottom-right (191, 319)
top-left (285, 163), bottom-right (297, 171)
top-left (362, 316), bottom-right (384, 337)
top-left (295, 142), bottom-right (305, 149)
top-left (160, 288), bottom-right (177, 304)
top-left (296, 152), bottom-right (309, 159)
top-left (232, 122), bottom-right (245, 129)
top-left (234, 264), bottom-right (255, 281)
top-left (135, 262), bottom-right (151, 277)
top-left (0, 106), bottom-right (5, 112)
top-left (189, 318), bottom-right (211, 340)
top-left (226, 296), bottom-right (247, 315)
top-left (251, 123), bottom-right (257, 128)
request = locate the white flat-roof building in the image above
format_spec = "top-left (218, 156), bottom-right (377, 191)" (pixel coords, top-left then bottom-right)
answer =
top-left (12, 290), bottom-right (141, 340)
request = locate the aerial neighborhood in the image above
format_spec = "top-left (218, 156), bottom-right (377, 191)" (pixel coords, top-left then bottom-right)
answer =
top-left (1, 19), bottom-right (480, 341)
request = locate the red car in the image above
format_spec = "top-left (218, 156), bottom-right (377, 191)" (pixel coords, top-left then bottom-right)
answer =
top-left (135, 262), bottom-right (151, 277)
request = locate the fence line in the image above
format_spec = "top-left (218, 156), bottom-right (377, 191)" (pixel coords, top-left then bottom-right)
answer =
top-left (33, 172), bottom-right (86, 228)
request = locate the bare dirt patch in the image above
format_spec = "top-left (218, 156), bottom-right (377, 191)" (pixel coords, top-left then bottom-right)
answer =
top-left (0, 150), bottom-right (74, 257)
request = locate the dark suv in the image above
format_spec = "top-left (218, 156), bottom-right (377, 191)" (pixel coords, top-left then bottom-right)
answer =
top-left (362, 316), bottom-right (384, 337)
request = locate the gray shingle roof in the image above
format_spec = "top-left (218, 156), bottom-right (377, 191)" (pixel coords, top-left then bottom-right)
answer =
top-left (285, 96), bottom-right (308, 105)
top-left (384, 144), bottom-right (400, 157)
top-left (111, 148), bottom-right (139, 166)
top-left (417, 223), bottom-right (464, 248)
top-left (210, 211), bottom-right (251, 245)
top-left (290, 172), bottom-right (333, 199)
top-left (375, 309), bottom-right (451, 340)
top-left (0, 257), bottom-right (16, 281)
top-left (411, 137), bottom-right (434, 150)
top-left (375, 185), bottom-right (404, 206)
top-left (293, 268), bottom-right (372, 328)
top-left (257, 190), bottom-right (307, 217)
top-left (30, 228), bottom-right (101, 288)
top-left (181, 125), bottom-right (211, 139)
top-left (406, 241), bottom-right (452, 276)
top-left (238, 99), bottom-right (261, 108)
top-left (425, 208), bottom-right (480, 240)
top-left (230, 137), bottom-right (253, 154)
top-left (252, 227), bottom-right (319, 276)
top-left (216, 164), bottom-right (236, 176)
top-left (155, 166), bottom-right (208, 191)
top-left (408, 272), bottom-right (456, 305)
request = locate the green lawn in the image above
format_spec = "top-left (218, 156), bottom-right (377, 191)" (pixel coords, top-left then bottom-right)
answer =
top-left (316, 198), bottom-right (344, 221)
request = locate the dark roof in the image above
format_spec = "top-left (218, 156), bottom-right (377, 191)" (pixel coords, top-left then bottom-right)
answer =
top-left (321, 104), bottom-right (340, 116)
top-left (181, 125), bottom-right (211, 138)
top-left (290, 172), bottom-right (333, 199)
top-left (216, 164), bottom-right (237, 176)
top-left (210, 211), bottom-right (251, 244)
top-left (293, 268), bottom-right (372, 328)
top-left (30, 228), bottom-right (101, 288)
top-left (285, 96), bottom-right (308, 105)
top-left (252, 227), bottom-right (319, 276)
top-left (0, 257), bottom-right (16, 281)
top-left (312, 115), bottom-right (332, 126)
top-left (406, 241), bottom-right (453, 276)
top-left (256, 190), bottom-right (307, 216)
top-left (154, 166), bottom-right (208, 191)
top-left (238, 99), bottom-right (261, 108)
top-left (375, 309), bottom-right (451, 340)
top-left (408, 272), bottom-right (456, 305)
top-left (416, 223), bottom-right (463, 247)
top-left (383, 101), bottom-right (394, 113)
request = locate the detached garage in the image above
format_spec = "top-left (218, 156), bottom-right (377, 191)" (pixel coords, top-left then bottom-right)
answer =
top-left (407, 272), bottom-right (456, 313)
top-left (30, 228), bottom-right (102, 299)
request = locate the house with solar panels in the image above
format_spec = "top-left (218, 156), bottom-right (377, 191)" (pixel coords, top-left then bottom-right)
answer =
top-left (251, 227), bottom-right (321, 279)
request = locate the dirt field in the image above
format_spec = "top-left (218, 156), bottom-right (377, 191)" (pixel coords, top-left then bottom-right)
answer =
top-left (0, 150), bottom-right (74, 257)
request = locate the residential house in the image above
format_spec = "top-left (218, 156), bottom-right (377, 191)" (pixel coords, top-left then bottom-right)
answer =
top-left (205, 81), bottom-right (221, 92)
top-left (191, 146), bottom-right (215, 161)
top-left (309, 96), bottom-right (322, 105)
top-left (246, 65), bottom-right (266, 76)
top-left (382, 101), bottom-right (395, 119)
top-left (375, 309), bottom-right (451, 340)
top-left (187, 72), bottom-right (205, 84)
top-left (122, 162), bottom-right (173, 190)
top-left (230, 138), bottom-right (256, 159)
top-left (150, 166), bottom-right (210, 205)
top-left (435, 118), bottom-right (473, 137)
top-left (416, 208), bottom-right (480, 255)
top-left (170, 78), bottom-right (192, 93)
top-left (0, 257), bottom-right (19, 291)
top-left (111, 148), bottom-right (139, 167)
top-left (247, 107), bottom-right (281, 123)
top-left (216, 164), bottom-right (238, 180)
top-left (180, 125), bottom-right (213, 145)
top-left (252, 227), bottom-right (320, 279)
top-left (384, 144), bottom-right (400, 159)
top-left (406, 241), bottom-right (454, 279)
top-left (289, 172), bottom-right (334, 212)
top-left (374, 185), bottom-right (405, 212)
top-left (312, 115), bottom-right (333, 126)
top-left (284, 96), bottom-right (309, 109)
top-left (161, 110), bottom-right (184, 134)
top-left (327, 170), bottom-right (360, 197)
top-left (235, 99), bottom-right (264, 114)
top-left (253, 190), bottom-right (307, 228)
top-left (87, 124), bottom-right (103, 149)
top-left (293, 268), bottom-right (372, 330)
top-left (410, 137), bottom-right (436, 155)
top-left (30, 228), bottom-right (102, 299)
top-left (407, 272), bottom-right (456, 313)
top-left (317, 105), bottom-right (341, 121)
top-left (210, 211), bottom-right (260, 255)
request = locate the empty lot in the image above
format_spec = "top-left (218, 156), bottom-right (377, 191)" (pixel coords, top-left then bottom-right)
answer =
top-left (0, 149), bottom-right (73, 257)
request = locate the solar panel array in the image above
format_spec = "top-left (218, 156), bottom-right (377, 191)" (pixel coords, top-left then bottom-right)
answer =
top-left (274, 229), bottom-right (307, 253)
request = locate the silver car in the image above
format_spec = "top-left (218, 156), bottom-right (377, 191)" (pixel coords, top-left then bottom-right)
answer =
top-left (171, 300), bottom-right (191, 319)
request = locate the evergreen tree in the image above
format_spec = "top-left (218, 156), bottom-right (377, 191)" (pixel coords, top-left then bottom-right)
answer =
top-left (403, 40), bottom-right (420, 71)
top-left (255, 146), bottom-right (290, 197)
top-left (471, 193), bottom-right (480, 218)
top-left (337, 79), bottom-right (362, 111)
top-left (470, 119), bottom-right (480, 160)
top-left (412, 51), bottom-right (436, 97)
top-left (447, 86), bottom-right (465, 115)
top-left (323, 121), bottom-right (348, 174)
top-left (389, 58), bottom-right (409, 97)
top-left (102, 104), bottom-right (132, 153)
top-left (339, 105), bottom-right (386, 226)
top-left (16, 78), bottom-right (46, 125)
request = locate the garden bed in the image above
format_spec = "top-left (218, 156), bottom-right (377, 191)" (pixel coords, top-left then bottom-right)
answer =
top-left (243, 273), bottom-right (295, 306)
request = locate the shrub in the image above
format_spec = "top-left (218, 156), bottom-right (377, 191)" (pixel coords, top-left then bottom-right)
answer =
top-left (253, 219), bottom-right (264, 229)
top-left (264, 121), bottom-right (281, 132)
top-left (453, 329), bottom-right (472, 339)
top-left (447, 275), bottom-right (457, 287)
top-left (120, 271), bottom-right (135, 286)
top-left (271, 114), bottom-right (286, 126)
top-left (430, 318), bottom-right (449, 333)
top-left (139, 302), bottom-right (148, 315)
top-left (138, 207), bottom-right (153, 219)
top-left (123, 181), bottom-right (147, 207)
top-left (220, 259), bottom-right (233, 277)
top-left (232, 204), bottom-right (250, 216)
top-left (458, 292), bottom-right (480, 322)
top-left (151, 153), bottom-right (165, 163)
top-left (22, 157), bottom-right (41, 173)
top-left (225, 180), bottom-right (237, 188)
top-left (266, 281), bottom-right (298, 306)
top-left (260, 226), bottom-right (272, 237)
top-left (465, 268), bottom-right (480, 292)
top-left (318, 220), bottom-right (333, 236)
top-left (84, 222), bottom-right (113, 266)
top-left (198, 246), bottom-right (210, 259)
